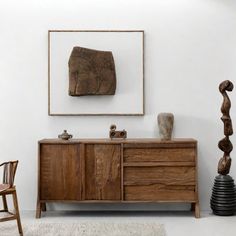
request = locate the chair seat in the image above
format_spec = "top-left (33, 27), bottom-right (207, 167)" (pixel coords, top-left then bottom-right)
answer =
top-left (0, 186), bottom-right (15, 195)
top-left (0, 184), bottom-right (10, 193)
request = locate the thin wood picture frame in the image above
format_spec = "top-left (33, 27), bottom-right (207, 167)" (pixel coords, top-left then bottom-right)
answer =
top-left (48, 30), bottom-right (145, 116)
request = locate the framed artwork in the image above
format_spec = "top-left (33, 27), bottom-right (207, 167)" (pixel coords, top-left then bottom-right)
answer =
top-left (48, 30), bottom-right (144, 116)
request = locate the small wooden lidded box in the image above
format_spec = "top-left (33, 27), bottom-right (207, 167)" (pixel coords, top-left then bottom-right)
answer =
top-left (36, 138), bottom-right (200, 218)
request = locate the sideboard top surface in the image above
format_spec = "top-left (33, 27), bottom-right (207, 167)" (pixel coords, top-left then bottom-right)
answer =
top-left (39, 138), bottom-right (197, 145)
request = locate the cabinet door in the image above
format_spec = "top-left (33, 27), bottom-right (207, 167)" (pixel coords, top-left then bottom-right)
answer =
top-left (84, 144), bottom-right (121, 200)
top-left (40, 144), bottom-right (81, 200)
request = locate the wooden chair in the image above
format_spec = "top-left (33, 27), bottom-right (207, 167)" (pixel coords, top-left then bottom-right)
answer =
top-left (0, 161), bottom-right (23, 235)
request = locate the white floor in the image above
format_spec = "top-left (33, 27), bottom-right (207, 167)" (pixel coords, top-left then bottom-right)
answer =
top-left (16, 210), bottom-right (236, 236)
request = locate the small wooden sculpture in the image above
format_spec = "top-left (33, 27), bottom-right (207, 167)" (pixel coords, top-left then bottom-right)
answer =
top-left (217, 80), bottom-right (234, 175)
top-left (58, 130), bottom-right (73, 140)
top-left (109, 124), bottom-right (127, 139)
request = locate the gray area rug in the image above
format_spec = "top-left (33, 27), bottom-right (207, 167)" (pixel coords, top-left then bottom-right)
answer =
top-left (2, 222), bottom-right (165, 236)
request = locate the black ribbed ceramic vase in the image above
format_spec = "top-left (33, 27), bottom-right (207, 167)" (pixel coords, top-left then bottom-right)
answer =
top-left (210, 175), bottom-right (236, 216)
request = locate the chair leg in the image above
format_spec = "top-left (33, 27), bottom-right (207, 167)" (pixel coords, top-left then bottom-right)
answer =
top-left (2, 195), bottom-right (8, 212)
top-left (12, 191), bottom-right (23, 235)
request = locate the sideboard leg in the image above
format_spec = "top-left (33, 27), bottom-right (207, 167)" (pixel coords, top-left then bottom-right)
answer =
top-left (194, 202), bottom-right (200, 218)
top-left (190, 203), bottom-right (195, 211)
top-left (41, 202), bottom-right (46, 212)
top-left (36, 200), bottom-right (41, 218)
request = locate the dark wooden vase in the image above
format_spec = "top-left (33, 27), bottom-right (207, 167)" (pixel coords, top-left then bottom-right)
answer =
top-left (211, 175), bottom-right (236, 216)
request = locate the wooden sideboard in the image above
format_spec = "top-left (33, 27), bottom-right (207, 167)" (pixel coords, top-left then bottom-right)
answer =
top-left (36, 138), bottom-right (200, 218)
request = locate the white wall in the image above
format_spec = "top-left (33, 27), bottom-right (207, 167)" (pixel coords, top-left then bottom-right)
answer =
top-left (0, 0), bottom-right (236, 211)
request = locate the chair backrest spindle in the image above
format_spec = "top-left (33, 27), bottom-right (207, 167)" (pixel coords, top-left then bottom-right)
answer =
top-left (1, 161), bottom-right (18, 187)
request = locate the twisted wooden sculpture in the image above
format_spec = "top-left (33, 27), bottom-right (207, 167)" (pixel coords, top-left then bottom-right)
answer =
top-left (218, 80), bottom-right (234, 175)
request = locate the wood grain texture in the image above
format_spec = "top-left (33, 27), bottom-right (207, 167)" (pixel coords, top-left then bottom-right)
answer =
top-left (38, 138), bottom-right (197, 144)
top-left (68, 46), bottom-right (116, 96)
top-left (123, 161), bottom-right (195, 167)
top-left (80, 143), bottom-right (86, 200)
top-left (85, 144), bottom-right (121, 200)
top-left (121, 143), bottom-right (124, 201)
top-left (40, 144), bottom-right (80, 200)
top-left (124, 185), bottom-right (195, 201)
top-left (124, 166), bottom-right (195, 185)
top-left (124, 148), bottom-right (195, 162)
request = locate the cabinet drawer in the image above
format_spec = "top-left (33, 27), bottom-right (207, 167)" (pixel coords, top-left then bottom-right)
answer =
top-left (124, 166), bottom-right (195, 185)
top-left (124, 148), bottom-right (195, 162)
top-left (124, 185), bottom-right (195, 201)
